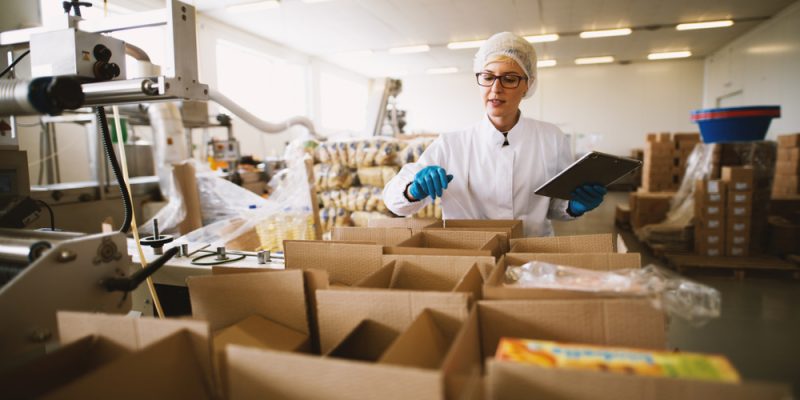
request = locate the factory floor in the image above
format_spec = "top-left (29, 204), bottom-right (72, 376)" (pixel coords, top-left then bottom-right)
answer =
top-left (553, 191), bottom-right (800, 393)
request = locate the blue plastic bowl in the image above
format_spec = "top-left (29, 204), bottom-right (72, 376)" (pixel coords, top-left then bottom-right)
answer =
top-left (691, 106), bottom-right (781, 143)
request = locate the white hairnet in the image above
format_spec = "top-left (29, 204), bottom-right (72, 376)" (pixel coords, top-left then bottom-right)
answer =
top-left (473, 32), bottom-right (538, 99)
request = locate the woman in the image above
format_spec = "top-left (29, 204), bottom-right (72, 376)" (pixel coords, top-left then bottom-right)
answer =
top-left (383, 32), bottom-right (606, 237)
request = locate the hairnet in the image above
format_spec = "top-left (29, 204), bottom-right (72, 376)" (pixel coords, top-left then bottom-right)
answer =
top-left (473, 32), bottom-right (538, 98)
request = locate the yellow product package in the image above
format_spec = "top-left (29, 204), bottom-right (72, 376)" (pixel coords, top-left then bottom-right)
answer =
top-left (495, 338), bottom-right (740, 383)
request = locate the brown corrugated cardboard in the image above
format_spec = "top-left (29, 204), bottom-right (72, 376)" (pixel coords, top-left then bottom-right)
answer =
top-left (484, 253), bottom-right (642, 300)
top-left (776, 160), bottom-right (800, 175)
top-left (777, 147), bottom-right (800, 162)
top-left (477, 299), bottom-right (667, 362)
top-left (509, 233), bottom-right (616, 253)
top-left (727, 216), bottom-right (751, 234)
top-left (630, 192), bottom-right (674, 228)
top-left (487, 359), bottom-right (791, 400)
top-left (777, 133), bottom-right (800, 148)
top-left (367, 217), bottom-right (439, 234)
top-left (316, 289), bottom-right (470, 353)
top-left (331, 227), bottom-right (413, 246)
top-left (721, 166), bottom-right (755, 191)
top-left (385, 231), bottom-right (502, 259)
top-left (695, 227), bottom-right (725, 247)
top-left (326, 319), bottom-right (399, 362)
top-left (42, 331), bottom-right (213, 400)
top-left (696, 216), bottom-right (725, 230)
top-left (284, 240), bottom-right (384, 285)
top-left (383, 253), bottom-right (497, 282)
top-left (213, 315), bottom-right (309, 355)
top-left (425, 219), bottom-right (524, 238)
top-left (354, 258), bottom-right (483, 301)
top-left (225, 301), bottom-right (481, 400)
top-left (0, 335), bottom-right (130, 399)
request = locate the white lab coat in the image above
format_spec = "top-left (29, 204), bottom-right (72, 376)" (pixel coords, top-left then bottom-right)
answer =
top-left (383, 114), bottom-right (576, 237)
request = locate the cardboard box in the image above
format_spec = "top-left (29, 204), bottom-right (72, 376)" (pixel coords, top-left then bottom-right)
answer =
top-left (727, 216), bottom-right (751, 235)
top-left (331, 227), bottom-right (413, 246)
top-left (383, 253), bottom-right (497, 282)
top-left (696, 216), bottom-right (725, 230)
top-left (721, 166), bottom-right (754, 192)
top-left (629, 192), bottom-right (674, 228)
top-left (384, 231), bottom-right (502, 259)
top-left (726, 191), bottom-right (753, 208)
top-left (775, 160), bottom-right (800, 175)
top-left (509, 233), bottom-right (616, 253)
top-left (367, 217), bottom-right (438, 235)
top-left (484, 253), bottom-right (642, 300)
top-left (487, 359), bottom-right (791, 400)
top-left (727, 204), bottom-right (752, 218)
top-left (213, 315), bottom-right (309, 355)
top-left (646, 133), bottom-right (672, 143)
top-left (695, 179), bottom-right (726, 204)
top-left (423, 219), bottom-right (524, 253)
top-left (777, 147), bottom-right (800, 162)
top-left (284, 241), bottom-right (384, 285)
top-left (354, 258), bottom-right (483, 301)
top-left (696, 204), bottom-right (725, 219)
top-left (777, 133), bottom-right (800, 148)
top-left (695, 226), bottom-right (725, 257)
top-left (225, 296), bottom-right (480, 400)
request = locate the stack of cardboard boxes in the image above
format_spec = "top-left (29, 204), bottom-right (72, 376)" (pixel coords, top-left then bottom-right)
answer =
top-left (721, 167), bottom-right (754, 257)
top-left (673, 133), bottom-right (701, 183)
top-left (641, 133), bottom-right (676, 192)
top-left (773, 133), bottom-right (800, 198)
top-left (694, 179), bottom-right (726, 257)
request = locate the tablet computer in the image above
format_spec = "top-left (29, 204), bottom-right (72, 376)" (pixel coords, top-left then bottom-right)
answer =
top-left (534, 151), bottom-right (643, 200)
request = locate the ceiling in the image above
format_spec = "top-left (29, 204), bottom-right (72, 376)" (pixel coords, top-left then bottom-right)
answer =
top-left (144, 0), bottom-right (797, 77)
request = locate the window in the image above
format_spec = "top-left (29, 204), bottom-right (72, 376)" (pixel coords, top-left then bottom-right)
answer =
top-left (319, 70), bottom-right (368, 133)
top-left (215, 39), bottom-right (308, 121)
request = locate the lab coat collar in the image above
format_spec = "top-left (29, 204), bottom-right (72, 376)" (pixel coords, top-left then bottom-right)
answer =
top-left (480, 112), bottom-right (525, 148)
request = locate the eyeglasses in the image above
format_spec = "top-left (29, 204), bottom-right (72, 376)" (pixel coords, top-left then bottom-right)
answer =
top-left (475, 72), bottom-right (528, 89)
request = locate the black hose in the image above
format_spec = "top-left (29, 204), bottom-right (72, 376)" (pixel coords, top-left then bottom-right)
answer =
top-left (102, 246), bottom-right (179, 292)
top-left (96, 106), bottom-right (132, 233)
top-left (0, 50), bottom-right (30, 78)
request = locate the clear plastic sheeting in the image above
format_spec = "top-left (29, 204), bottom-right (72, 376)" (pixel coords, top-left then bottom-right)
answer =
top-left (505, 261), bottom-right (721, 325)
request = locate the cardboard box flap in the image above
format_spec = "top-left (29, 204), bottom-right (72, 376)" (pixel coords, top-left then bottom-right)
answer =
top-left (440, 307), bottom-right (483, 400)
top-left (0, 335), bottom-right (130, 399)
top-left (368, 217), bottom-right (439, 231)
top-left (451, 264), bottom-right (483, 300)
top-left (214, 315), bottom-right (309, 354)
top-left (487, 360), bottom-right (792, 400)
top-left (428, 219), bottom-right (524, 238)
top-left (478, 299), bottom-right (666, 360)
top-left (284, 240), bottom-right (384, 285)
top-left (43, 330), bottom-right (213, 400)
top-left (392, 259), bottom-right (479, 291)
top-left (353, 261), bottom-right (396, 288)
top-left (226, 345), bottom-right (443, 400)
top-left (187, 270), bottom-right (309, 335)
top-left (316, 289), bottom-right (471, 353)
top-left (326, 319), bottom-right (399, 362)
top-left (383, 254), bottom-right (496, 281)
top-left (415, 231), bottom-right (501, 251)
top-left (510, 233), bottom-right (616, 253)
top-left (379, 309), bottom-right (453, 369)
top-left (332, 227), bottom-right (413, 246)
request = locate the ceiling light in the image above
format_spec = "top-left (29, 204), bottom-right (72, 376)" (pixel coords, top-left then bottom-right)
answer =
top-left (575, 56), bottom-right (615, 65)
top-left (579, 28), bottom-right (632, 39)
top-left (537, 59), bottom-right (557, 68)
top-left (226, 0), bottom-right (280, 12)
top-left (648, 51), bottom-right (692, 60)
top-left (388, 45), bottom-right (430, 54)
top-left (447, 40), bottom-right (485, 50)
top-left (525, 34), bottom-right (559, 43)
top-left (676, 20), bottom-right (734, 31)
top-left (426, 67), bottom-right (458, 74)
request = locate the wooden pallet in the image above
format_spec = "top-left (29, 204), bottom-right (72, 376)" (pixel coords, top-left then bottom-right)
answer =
top-left (664, 254), bottom-right (800, 280)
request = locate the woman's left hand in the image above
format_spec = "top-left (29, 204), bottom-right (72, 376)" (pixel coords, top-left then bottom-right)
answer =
top-left (568, 184), bottom-right (607, 216)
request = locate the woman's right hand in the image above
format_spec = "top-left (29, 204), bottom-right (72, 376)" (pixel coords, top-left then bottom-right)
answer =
top-left (408, 165), bottom-right (454, 200)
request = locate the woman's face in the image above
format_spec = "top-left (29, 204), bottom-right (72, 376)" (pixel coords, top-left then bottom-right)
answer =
top-left (479, 60), bottom-right (528, 121)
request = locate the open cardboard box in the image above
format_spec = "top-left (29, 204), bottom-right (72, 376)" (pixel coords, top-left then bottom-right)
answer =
top-left (478, 301), bottom-right (795, 398)
top-left (1, 311), bottom-right (214, 399)
top-left (383, 253), bottom-right (497, 282)
top-left (368, 217), bottom-right (439, 234)
top-left (509, 233), bottom-right (616, 253)
top-left (484, 252), bottom-right (642, 300)
top-left (225, 303), bottom-right (482, 400)
top-left (353, 258), bottom-right (483, 301)
top-left (384, 231), bottom-right (503, 259)
top-left (423, 219), bottom-right (524, 253)
top-left (284, 240), bottom-right (385, 286)
top-left (331, 226), bottom-right (414, 246)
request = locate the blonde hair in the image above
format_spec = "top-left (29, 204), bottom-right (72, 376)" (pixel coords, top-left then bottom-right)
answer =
top-left (483, 54), bottom-right (526, 76)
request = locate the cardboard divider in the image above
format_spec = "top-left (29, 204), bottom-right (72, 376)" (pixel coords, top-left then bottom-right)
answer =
top-left (487, 358), bottom-right (791, 400)
top-left (385, 231), bottom-right (503, 259)
top-left (43, 331), bottom-right (213, 400)
top-left (326, 319), bottom-right (399, 362)
top-left (383, 254), bottom-right (497, 281)
top-left (476, 299), bottom-right (667, 362)
top-left (422, 219), bottom-right (523, 253)
top-left (484, 253), bottom-right (642, 300)
top-left (353, 258), bottom-right (483, 301)
top-left (378, 309), bottom-right (452, 369)
top-left (331, 227), bottom-right (414, 246)
top-left (284, 240), bottom-right (384, 286)
top-left (368, 217), bottom-right (439, 235)
top-left (509, 233), bottom-right (616, 253)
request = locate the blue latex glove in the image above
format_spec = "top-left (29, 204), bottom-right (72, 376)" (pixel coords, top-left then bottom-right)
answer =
top-left (409, 166), bottom-right (454, 201)
top-left (568, 184), bottom-right (607, 216)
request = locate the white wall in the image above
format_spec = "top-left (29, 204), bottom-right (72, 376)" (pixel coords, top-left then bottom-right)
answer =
top-left (703, 1), bottom-right (800, 138)
top-left (398, 60), bottom-right (705, 156)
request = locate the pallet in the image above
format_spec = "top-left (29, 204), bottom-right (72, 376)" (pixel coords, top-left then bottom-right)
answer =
top-left (664, 254), bottom-right (800, 280)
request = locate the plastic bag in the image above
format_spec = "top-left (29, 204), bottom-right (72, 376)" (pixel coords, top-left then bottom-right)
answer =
top-left (505, 262), bottom-right (721, 325)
